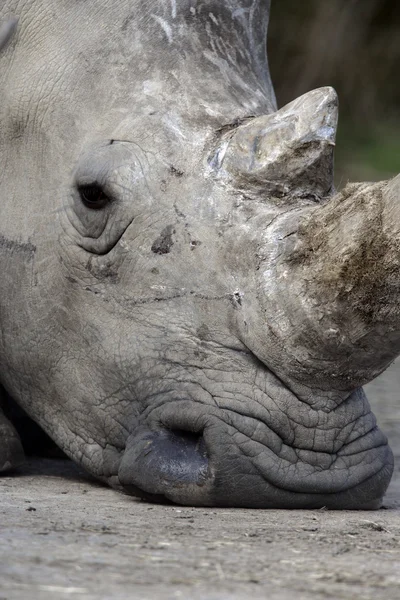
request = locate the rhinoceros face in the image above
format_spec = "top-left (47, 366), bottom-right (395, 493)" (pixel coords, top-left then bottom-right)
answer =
top-left (0, 0), bottom-right (397, 508)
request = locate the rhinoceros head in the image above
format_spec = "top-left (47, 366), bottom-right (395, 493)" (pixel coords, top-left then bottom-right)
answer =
top-left (0, 0), bottom-right (398, 508)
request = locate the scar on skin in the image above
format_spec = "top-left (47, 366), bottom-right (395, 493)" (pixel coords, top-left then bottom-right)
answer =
top-left (151, 225), bottom-right (175, 255)
top-left (0, 235), bottom-right (36, 258)
top-left (169, 165), bottom-right (184, 177)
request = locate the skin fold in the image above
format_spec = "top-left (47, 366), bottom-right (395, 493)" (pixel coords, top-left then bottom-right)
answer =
top-left (0, 0), bottom-right (397, 508)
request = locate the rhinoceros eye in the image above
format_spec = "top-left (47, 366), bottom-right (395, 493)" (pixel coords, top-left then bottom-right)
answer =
top-left (78, 184), bottom-right (109, 210)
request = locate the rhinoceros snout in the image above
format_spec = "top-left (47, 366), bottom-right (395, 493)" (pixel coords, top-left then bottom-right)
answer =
top-left (115, 395), bottom-right (393, 509)
top-left (118, 427), bottom-right (213, 504)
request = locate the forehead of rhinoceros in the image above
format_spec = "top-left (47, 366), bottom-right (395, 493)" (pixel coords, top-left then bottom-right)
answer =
top-left (1, 0), bottom-right (275, 133)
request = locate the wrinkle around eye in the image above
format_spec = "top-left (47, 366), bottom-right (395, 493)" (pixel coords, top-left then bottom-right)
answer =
top-left (77, 215), bottom-right (135, 256)
top-left (64, 196), bottom-right (110, 240)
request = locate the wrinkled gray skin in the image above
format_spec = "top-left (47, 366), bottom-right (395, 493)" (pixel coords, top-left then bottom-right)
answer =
top-left (1, 0), bottom-right (399, 509)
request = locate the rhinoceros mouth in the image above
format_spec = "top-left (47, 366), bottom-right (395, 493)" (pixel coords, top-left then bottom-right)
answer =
top-left (114, 387), bottom-right (393, 509)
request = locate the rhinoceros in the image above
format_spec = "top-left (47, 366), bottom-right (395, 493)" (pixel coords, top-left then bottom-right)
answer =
top-left (0, 0), bottom-right (399, 509)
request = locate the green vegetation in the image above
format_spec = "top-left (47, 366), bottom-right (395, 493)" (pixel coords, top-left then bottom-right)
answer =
top-left (335, 120), bottom-right (400, 185)
top-left (268, 0), bottom-right (400, 185)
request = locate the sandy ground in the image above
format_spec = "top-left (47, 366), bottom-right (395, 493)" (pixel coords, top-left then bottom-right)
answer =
top-left (1, 362), bottom-right (399, 600)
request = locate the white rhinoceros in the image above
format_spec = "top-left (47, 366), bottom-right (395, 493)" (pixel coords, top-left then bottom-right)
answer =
top-left (0, 0), bottom-right (399, 508)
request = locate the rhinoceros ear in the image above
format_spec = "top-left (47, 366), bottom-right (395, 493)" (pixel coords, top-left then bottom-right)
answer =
top-left (0, 17), bottom-right (18, 53)
top-left (218, 87), bottom-right (338, 201)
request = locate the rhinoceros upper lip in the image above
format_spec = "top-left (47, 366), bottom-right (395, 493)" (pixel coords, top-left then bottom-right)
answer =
top-left (116, 391), bottom-right (391, 508)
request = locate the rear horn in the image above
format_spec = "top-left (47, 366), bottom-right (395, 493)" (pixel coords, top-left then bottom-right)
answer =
top-left (213, 87), bottom-right (338, 202)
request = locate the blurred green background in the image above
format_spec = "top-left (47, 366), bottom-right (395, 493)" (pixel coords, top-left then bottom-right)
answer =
top-left (268, 0), bottom-right (399, 186)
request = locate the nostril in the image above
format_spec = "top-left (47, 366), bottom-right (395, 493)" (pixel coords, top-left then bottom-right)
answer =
top-left (118, 426), bottom-right (210, 502)
top-left (156, 429), bottom-right (208, 484)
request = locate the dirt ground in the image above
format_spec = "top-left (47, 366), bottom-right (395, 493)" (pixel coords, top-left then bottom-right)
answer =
top-left (1, 363), bottom-right (400, 600)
